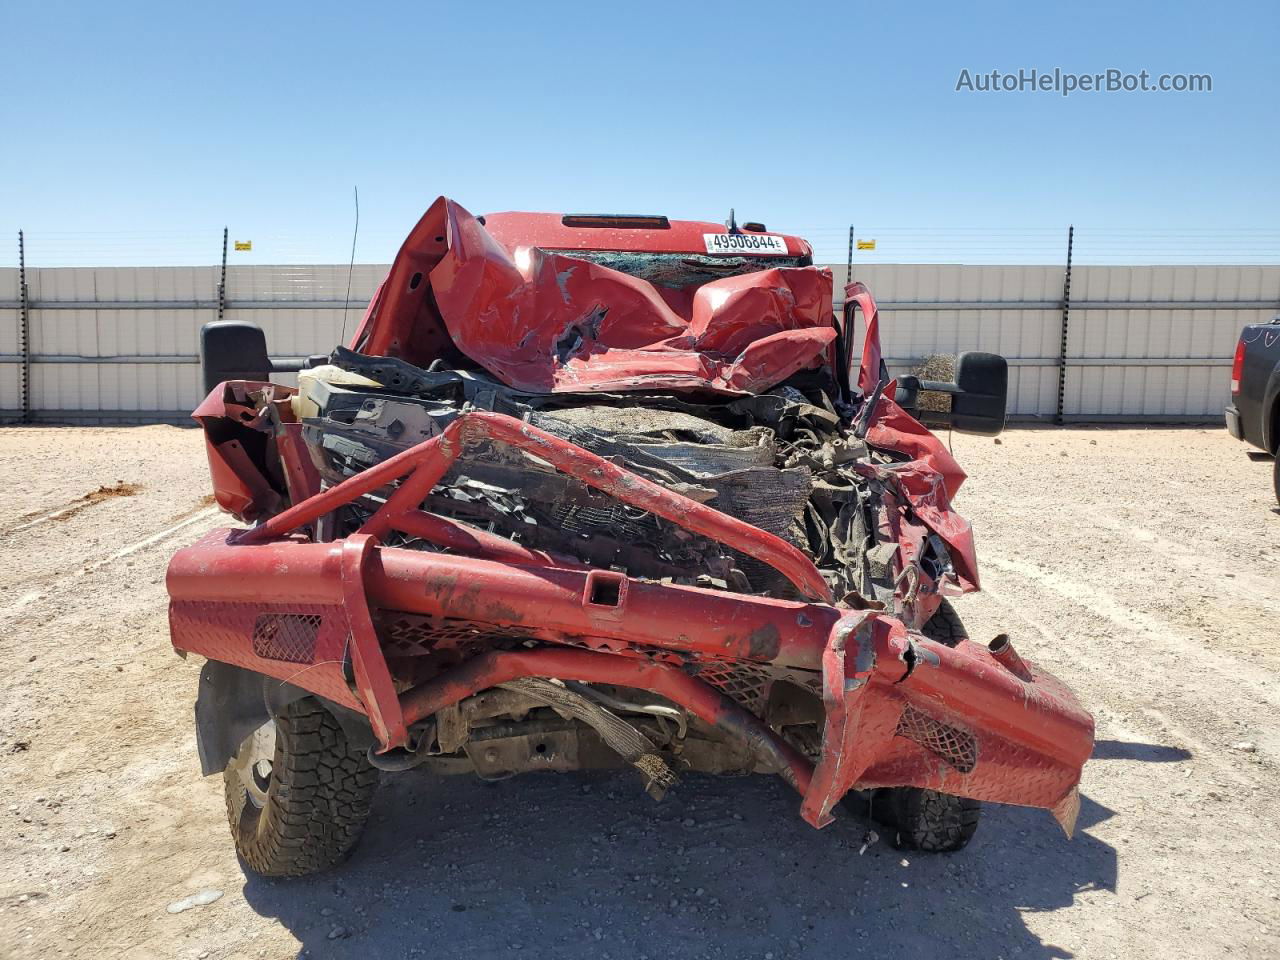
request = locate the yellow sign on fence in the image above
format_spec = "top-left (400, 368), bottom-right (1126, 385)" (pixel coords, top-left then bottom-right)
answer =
top-left (856, 239), bottom-right (876, 251)
top-left (234, 241), bottom-right (252, 251)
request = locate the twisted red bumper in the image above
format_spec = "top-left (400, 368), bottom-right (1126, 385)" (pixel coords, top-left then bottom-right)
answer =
top-left (170, 410), bottom-right (1092, 832)
top-left (169, 530), bottom-right (1091, 832)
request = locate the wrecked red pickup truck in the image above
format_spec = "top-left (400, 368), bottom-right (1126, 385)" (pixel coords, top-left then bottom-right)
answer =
top-left (171, 200), bottom-right (1093, 876)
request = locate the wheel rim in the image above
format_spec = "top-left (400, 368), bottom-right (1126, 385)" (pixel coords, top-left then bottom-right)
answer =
top-left (230, 721), bottom-right (277, 809)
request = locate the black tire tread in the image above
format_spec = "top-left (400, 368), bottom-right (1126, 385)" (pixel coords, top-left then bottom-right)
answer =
top-left (921, 598), bottom-right (968, 647)
top-left (223, 698), bottom-right (379, 877)
top-left (885, 787), bottom-right (982, 852)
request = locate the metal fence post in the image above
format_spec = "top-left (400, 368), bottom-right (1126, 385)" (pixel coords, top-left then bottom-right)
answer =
top-left (17, 230), bottom-right (31, 424)
top-left (1055, 225), bottom-right (1074, 425)
top-left (845, 224), bottom-right (854, 289)
top-left (216, 226), bottom-right (228, 323)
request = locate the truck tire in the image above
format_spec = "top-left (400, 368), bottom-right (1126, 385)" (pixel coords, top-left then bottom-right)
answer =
top-left (223, 698), bottom-right (379, 877)
top-left (863, 599), bottom-right (982, 852)
top-left (920, 598), bottom-right (968, 647)
top-left (879, 786), bottom-right (983, 852)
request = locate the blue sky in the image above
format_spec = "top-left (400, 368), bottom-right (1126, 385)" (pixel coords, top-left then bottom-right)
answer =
top-left (1, 0), bottom-right (1276, 265)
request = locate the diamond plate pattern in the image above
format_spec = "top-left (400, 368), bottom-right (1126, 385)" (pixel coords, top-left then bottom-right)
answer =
top-left (168, 599), bottom-right (362, 710)
top-left (251, 613), bottom-right (322, 664)
top-left (894, 703), bottom-right (977, 773)
top-left (695, 660), bottom-right (774, 714)
top-left (373, 613), bottom-right (531, 656)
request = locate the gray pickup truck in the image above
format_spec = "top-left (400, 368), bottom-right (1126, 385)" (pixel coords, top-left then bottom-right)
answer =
top-left (1225, 316), bottom-right (1280, 502)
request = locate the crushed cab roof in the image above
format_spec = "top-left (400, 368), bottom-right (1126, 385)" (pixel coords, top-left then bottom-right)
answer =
top-left (352, 197), bottom-right (834, 395)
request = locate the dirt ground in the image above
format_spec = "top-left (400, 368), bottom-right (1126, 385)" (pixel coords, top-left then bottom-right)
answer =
top-left (1, 424), bottom-right (1277, 960)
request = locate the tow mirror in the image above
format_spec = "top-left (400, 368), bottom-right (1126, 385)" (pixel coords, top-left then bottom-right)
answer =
top-left (200, 321), bottom-right (319, 395)
top-left (894, 351), bottom-right (1008, 436)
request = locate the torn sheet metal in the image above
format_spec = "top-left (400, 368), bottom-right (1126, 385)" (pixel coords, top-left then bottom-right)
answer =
top-left (344, 199), bottom-right (977, 590)
top-left (798, 611), bottom-right (1093, 831)
top-left (838, 279), bottom-right (980, 591)
top-left (350, 197), bottom-right (835, 395)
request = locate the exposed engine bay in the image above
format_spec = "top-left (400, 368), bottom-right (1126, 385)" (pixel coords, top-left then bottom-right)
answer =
top-left (301, 346), bottom-right (960, 611)
top-left (267, 345), bottom-right (970, 784)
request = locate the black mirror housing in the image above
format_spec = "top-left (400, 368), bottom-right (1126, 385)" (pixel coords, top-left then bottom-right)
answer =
top-left (951, 351), bottom-right (1008, 435)
top-left (199, 321), bottom-right (316, 395)
top-left (200, 321), bottom-right (273, 395)
top-left (894, 351), bottom-right (1009, 436)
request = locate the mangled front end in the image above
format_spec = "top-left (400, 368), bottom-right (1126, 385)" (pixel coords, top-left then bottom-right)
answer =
top-left (171, 197), bottom-right (1092, 842)
top-left (173, 397), bottom-right (1091, 835)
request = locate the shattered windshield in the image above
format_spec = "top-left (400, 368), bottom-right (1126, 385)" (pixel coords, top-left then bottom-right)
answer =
top-left (544, 249), bottom-right (810, 290)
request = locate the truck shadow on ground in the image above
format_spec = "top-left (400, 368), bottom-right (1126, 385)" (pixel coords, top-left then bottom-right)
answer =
top-left (1090, 738), bottom-right (1190, 763)
top-left (242, 768), bottom-right (1118, 959)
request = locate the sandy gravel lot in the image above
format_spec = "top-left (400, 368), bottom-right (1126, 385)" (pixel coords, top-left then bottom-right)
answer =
top-left (0, 424), bottom-right (1277, 960)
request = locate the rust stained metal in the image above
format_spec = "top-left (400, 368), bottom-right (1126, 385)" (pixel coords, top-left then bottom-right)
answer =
top-left (395, 647), bottom-right (815, 795)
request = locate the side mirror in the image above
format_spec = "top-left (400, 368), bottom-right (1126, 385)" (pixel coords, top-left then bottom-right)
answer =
top-left (200, 321), bottom-right (271, 394)
top-left (951, 351), bottom-right (1008, 435)
top-left (894, 351), bottom-right (1008, 436)
top-left (200, 321), bottom-right (318, 395)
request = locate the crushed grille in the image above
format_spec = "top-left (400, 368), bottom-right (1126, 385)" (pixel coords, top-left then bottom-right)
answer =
top-left (895, 703), bottom-right (977, 773)
top-left (251, 613), bottom-right (322, 664)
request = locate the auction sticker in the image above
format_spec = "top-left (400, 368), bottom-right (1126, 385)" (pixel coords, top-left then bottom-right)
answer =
top-left (703, 233), bottom-right (789, 255)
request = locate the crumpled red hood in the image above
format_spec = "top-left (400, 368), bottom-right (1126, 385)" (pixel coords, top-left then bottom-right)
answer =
top-left (353, 197), bottom-right (835, 394)
top-left (349, 198), bottom-right (979, 591)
